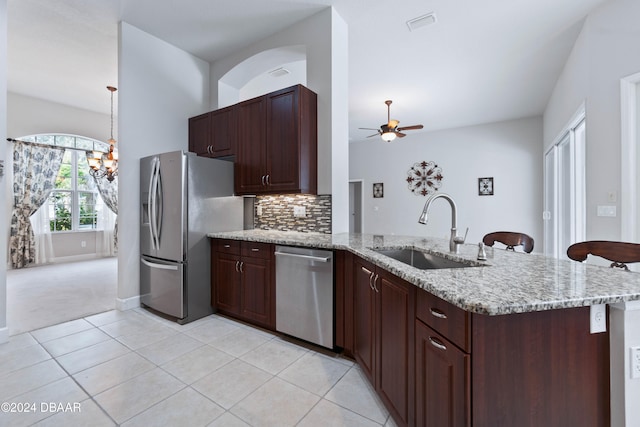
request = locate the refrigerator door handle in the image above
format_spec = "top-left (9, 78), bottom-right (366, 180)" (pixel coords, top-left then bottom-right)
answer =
top-left (141, 258), bottom-right (179, 271)
top-left (148, 157), bottom-right (158, 250)
top-left (155, 163), bottom-right (163, 245)
top-left (150, 157), bottom-right (162, 250)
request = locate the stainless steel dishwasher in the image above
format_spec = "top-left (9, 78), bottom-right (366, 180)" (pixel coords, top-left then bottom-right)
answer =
top-left (274, 245), bottom-right (334, 349)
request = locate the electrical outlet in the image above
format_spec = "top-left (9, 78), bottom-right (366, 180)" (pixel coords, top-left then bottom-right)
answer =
top-left (293, 206), bottom-right (306, 217)
top-left (590, 304), bottom-right (606, 333)
top-left (631, 346), bottom-right (640, 379)
top-left (256, 206), bottom-right (263, 216)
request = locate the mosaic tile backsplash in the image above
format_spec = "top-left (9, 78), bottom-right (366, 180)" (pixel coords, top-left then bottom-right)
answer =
top-left (254, 194), bottom-right (332, 234)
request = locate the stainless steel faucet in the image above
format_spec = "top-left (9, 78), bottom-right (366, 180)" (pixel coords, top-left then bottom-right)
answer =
top-left (418, 193), bottom-right (467, 253)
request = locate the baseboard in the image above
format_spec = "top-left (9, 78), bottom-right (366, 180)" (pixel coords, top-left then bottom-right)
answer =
top-left (116, 295), bottom-right (140, 311)
top-left (0, 326), bottom-right (9, 344)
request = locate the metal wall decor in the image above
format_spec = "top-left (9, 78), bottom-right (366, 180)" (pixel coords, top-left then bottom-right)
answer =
top-left (478, 177), bottom-right (494, 195)
top-left (373, 182), bottom-right (384, 198)
top-left (406, 161), bottom-right (443, 196)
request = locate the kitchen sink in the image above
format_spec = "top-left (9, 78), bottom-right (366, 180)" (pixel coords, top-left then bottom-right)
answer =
top-left (372, 247), bottom-right (477, 270)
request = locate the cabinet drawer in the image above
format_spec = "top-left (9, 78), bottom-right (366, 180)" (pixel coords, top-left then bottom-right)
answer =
top-left (216, 239), bottom-right (240, 255)
top-left (241, 241), bottom-right (272, 259)
top-left (416, 289), bottom-right (471, 352)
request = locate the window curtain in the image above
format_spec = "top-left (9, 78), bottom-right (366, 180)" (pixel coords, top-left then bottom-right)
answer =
top-left (97, 201), bottom-right (117, 256)
top-left (31, 202), bottom-right (55, 264)
top-left (10, 141), bottom-right (65, 268)
top-left (90, 168), bottom-right (118, 252)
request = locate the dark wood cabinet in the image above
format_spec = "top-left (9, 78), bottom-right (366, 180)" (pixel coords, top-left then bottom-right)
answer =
top-left (188, 112), bottom-right (211, 156)
top-left (353, 257), bottom-right (415, 427)
top-left (235, 96), bottom-right (267, 194)
top-left (235, 84), bottom-right (317, 195)
top-left (211, 239), bottom-right (274, 330)
top-left (188, 106), bottom-right (236, 158)
top-left (415, 321), bottom-right (470, 427)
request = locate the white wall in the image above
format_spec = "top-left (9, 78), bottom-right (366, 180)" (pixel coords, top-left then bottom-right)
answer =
top-left (7, 92), bottom-right (110, 142)
top-left (117, 22), bottom-right (210, 308)
top-left (0, 0), bottom-right (8, 344)
top-left (209, 8), bottom-right (350, 232)
top-left (350, 116), bottom-right (543, 248)
top-left (544, 0), bottom-right (640, 241)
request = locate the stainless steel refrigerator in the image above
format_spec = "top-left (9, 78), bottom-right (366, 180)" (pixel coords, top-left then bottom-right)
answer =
top-left (140, 150), bottom-right (243, 324)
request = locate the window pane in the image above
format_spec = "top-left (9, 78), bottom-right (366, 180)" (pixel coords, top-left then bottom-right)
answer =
top-left (75, 138), bottom-right (94, 151)
top-left (55, 150), bottom-right (73, 190)
top-left (48, 191), bottom-right (72, 231)
top-left (77, 155), bottom-right (97, 192)
top-left (78, 192), bottom-right (99, 230)
top-left (36, 135), bottom-right (54, 145)
top-left (55, 135), bottom-right (75, 148)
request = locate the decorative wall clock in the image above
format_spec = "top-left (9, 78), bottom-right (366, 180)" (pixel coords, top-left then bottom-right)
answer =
top-left (478, 177), bottom-right (494, 196)
top-left (373, 182), bottom-right (384, 198)
top-left (406, 161), bottom-right (443, 196)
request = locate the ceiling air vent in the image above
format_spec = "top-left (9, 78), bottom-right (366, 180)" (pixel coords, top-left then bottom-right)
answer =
top-left (406, 12), bottom-right (437, 32)
top-left (268, 67), bottom-right (291, 78)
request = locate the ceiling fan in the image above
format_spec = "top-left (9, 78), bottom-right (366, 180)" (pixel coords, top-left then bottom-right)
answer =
top-left (360, 100), bottom-right (424, 142)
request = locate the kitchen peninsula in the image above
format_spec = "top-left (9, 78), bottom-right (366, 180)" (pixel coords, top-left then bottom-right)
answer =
top-left (208, 229), bottom-right (640, 426)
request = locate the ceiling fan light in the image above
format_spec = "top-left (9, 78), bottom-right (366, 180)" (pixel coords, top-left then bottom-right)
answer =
top-left (381, 132), bottom-right (397, 142)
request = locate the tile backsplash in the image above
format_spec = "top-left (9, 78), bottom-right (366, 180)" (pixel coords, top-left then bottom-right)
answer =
top-left (254, 194), bottom-right (332, 234)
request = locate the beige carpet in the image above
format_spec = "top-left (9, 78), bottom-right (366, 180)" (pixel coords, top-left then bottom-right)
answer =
top-left (7, 257), bottom-right (117, 336)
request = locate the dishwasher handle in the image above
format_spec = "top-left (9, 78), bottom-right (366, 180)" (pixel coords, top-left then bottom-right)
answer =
top-left (274, 251), bottom-right (331, 263)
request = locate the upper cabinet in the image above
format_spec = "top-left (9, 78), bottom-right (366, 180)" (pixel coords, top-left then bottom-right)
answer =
top-left (236, 84), bottom-right (317, 195)
top-left (188, 84), bottom-right (317, 195)
top-left (188, 105), bottom-right (236, 158)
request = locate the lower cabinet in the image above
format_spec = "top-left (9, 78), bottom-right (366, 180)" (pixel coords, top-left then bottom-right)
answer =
top-left (211, 239), bottom-right (274, 330)
top-left (354, 257), bottom-right (415, 426)
top-left (415, 321), bottom-right (470, 427)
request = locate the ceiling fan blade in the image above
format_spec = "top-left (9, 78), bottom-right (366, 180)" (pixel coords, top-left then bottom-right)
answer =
top-left (397, 124), bottom-right (424, 131)
top-left (366, 133), bottom-right (380, 138)
top-left (395, 132), bottom-right (407, 138)
top-left (359, 127), bottom-right (380, 131)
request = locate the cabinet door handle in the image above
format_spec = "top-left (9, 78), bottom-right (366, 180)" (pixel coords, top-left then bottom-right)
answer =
top-left (368, 272), bottom-right (375, 291)
top-left (235, 261), bottom-right (240, 272)
top-left (430, 308), bottom-right (448, 319)
top-left (261, 175), bottom-right (266, 185)
top-left (224, 244), bottom-right (231, 248)
top-left (251, 248), bottom-right (260, 252)
top-left (373, 274), bottom-right (380, 293)
top-left (207, 145), bottom-right (211, 154)
top-left (361, 266), bottom-right (373, 275)
top-left (266, 174), bottom-right (270, 185)
top-left (239, 261), bottom-right (244, 273)
top-left (429, 336), bottom-right (447, 351)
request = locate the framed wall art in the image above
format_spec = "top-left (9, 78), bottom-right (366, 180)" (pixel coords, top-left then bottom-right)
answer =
top-left (373, 182), bottom-right (384, 198)
top-left (478, 177), bottom-right (494, 196)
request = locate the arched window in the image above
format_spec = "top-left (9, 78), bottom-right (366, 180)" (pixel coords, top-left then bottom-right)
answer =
top-left (20, 134), bottom-right (110, 232)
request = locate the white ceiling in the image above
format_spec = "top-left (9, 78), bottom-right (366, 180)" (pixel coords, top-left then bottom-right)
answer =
top-left (7, 0), bottom-right (609, 142)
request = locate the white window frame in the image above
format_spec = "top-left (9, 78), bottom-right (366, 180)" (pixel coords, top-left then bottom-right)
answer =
top-left (543, 104), bottom-right (586, 259)
top-left (21, 134), bottom-right (108, 233)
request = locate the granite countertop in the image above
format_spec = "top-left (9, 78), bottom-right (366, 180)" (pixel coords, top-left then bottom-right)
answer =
top-left (207, 229), bottom-right (640, 315)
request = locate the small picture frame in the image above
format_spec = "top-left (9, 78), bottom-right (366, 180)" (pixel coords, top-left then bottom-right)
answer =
top-left (478, 177), bottom-right (494, 196)
top-left (373, 182), bottom-right (384, 198)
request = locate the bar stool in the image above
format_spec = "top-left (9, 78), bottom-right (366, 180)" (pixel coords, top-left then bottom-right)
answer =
top-left (567, 240), bottom-right (640, 270)
top-left (482, 231), bottom-right (534, 253)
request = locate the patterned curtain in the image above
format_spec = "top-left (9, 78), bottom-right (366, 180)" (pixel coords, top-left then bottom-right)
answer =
top-left (10, 141), bottom-right (65, 268)
top-left (88, 156), bottom-right (118, 251)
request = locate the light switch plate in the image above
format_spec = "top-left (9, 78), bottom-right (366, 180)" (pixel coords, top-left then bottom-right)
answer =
top-left (596, 205), bottom-right (616, 217)
top-left (631, 346), bottom-right (640, 379)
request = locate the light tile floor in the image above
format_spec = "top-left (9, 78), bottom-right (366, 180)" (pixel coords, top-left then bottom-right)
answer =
top-left (0, 309), bottom-right (397, 426)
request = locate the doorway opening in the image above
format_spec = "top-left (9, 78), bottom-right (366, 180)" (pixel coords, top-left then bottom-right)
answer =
top-left (349, 180), bottom-right (363, 233)
top-left (621, 71), bottom-right (640, 244)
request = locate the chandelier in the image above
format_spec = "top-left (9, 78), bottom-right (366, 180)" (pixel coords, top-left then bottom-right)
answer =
top-left (88, 86), bottom-right (118, 182)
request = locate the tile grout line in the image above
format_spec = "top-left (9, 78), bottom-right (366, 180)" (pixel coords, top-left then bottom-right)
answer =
top-left (28, 327), bottom-right (121, 427)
